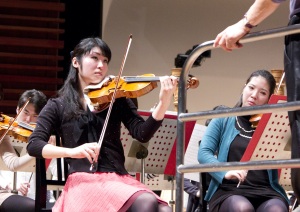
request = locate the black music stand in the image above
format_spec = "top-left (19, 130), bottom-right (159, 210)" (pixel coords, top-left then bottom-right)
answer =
top-left (241, 95), bottom-right (292, 190)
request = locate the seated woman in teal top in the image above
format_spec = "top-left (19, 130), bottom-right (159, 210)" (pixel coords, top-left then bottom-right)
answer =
top-left (198, 70), bottom-right (289, 212)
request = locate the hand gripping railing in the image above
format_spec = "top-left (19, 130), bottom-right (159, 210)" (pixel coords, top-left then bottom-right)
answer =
top-left (175, 24), bottom-right (300, 212)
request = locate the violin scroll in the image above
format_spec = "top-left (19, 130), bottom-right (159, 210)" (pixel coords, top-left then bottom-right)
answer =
top-left (187, 75), bottom-right (199, 89)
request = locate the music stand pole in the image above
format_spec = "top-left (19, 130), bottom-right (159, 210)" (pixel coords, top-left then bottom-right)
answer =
top-left (168, 176), bottom-right (175, 210)
top-left (11, 172), bottom-right (18, 194)
top-left (12, 147), bottom-right (20, 194)
top-left (135, 143), bottom-right (148, 184)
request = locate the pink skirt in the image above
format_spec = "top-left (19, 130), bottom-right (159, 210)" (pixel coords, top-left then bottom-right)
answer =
top-left (52, 172), bottom-right (168, 212)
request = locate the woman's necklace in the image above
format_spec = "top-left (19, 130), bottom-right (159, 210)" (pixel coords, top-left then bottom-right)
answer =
top-left (239, 133), bottom-right (252, 139)
top-left (235, 116), bottom-right (255, 139)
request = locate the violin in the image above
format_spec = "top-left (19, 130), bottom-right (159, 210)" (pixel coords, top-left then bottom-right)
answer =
top-left (0, 113), bottom-right (35, 143)
top-left (88, 74), bottom-right (158, 106)
top-left (87, 73), bottom-right (199, 111)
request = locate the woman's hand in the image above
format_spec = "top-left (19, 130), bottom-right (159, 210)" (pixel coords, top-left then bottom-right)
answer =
top-left (158, 76), bottom-right (178, 104)
top-left (224, 170), bottom-right (248, 183)
top-left (18, 182), bottom-right (30, 196)
top-left (152, 76), bottom-right (178, 120)
top-left (66, 142), bottom-right (99, 164)
top-left (213, 20), bottom-right (249, 52)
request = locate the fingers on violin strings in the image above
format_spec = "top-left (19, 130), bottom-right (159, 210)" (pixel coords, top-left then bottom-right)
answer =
top-left (162, 76), bottom-right (177, 89)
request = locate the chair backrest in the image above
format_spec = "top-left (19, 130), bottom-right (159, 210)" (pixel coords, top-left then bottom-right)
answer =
top-left (35, 157), bottom-right (68, 211)
top-left (35, 134), bottom-right (68, 212)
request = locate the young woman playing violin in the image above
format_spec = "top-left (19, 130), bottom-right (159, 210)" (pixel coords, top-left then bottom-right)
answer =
top-left (27, 37), bottom-right (177, 212)
top-left (198, 70), bottom-right (289, 212)
top-left (0, 89), bottom-right (47, 212)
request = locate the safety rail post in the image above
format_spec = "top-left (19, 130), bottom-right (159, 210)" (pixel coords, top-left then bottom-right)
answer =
top-left (175, 24), bottom-right (300, 212)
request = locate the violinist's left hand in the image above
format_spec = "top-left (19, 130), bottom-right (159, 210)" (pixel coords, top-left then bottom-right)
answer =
top-left (152, 76), bottom-right (177, 120)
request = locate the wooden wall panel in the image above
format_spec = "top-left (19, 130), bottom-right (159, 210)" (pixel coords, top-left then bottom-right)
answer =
top-left (0, 0), bottom-right (65, 115)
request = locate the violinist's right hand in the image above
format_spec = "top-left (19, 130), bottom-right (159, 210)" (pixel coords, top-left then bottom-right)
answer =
top-left (66, 142), bottom-right (99, 164)
top-left (224, 170), bottom-right (248, 183)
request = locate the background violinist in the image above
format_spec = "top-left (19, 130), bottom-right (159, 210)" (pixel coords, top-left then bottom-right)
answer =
top-left (212, 0), bottom-right (300, 206)
top-left (198, 70), bottom-right (289, 212)
top-left (0, 89), bottom-right (47, 211)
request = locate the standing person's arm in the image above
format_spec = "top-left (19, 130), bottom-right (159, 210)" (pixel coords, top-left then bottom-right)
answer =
top-left (214, 0), bottom-right (281, 51)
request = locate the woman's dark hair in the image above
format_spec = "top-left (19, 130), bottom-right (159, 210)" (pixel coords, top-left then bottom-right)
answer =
top-left (18, 89), bottom-right (47, 114)
top-left (234, 70), bottom-right (276, 107)
top-left (58, 37), bottom-right (111, 118)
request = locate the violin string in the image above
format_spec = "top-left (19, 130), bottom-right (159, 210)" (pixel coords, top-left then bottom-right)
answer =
top-left (0, 98), bottom-right (31, 144)
top-left (18, 121), bottom-right (35, 131)
top-left (90, 34), bottom-right (133, 171)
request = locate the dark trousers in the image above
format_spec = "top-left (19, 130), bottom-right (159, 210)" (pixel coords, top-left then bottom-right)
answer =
top-left (284, 14), bottom-right (300, 201)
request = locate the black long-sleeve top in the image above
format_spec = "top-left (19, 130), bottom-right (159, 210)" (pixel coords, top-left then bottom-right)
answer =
top-left (27, 97), bottom-right (163, 175)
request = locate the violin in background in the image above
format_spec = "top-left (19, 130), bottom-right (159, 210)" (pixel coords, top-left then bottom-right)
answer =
top-left (0, 113), bottom-right (35, 143)
top-left (249, 114), bottom-right (262, 128)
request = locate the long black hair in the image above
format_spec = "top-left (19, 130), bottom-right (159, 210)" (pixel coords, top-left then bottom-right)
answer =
top-left (234, 70), bottom-right (276, 107)
top-left (58, 37), bottom-right (111, 118)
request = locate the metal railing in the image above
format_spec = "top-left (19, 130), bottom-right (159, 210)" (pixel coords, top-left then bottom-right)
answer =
top-left (175, 24), bottom-right (300, 212)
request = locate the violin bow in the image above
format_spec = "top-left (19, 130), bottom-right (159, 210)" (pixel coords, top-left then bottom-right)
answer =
top-left (276, 71), bottom-right (285, 95)
top-left (90, 34), bottom-right (133, 170)
top-left (0, 98), bottom-right (31, 144)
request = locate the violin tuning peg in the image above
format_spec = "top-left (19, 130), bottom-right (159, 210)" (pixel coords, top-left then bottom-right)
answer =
top-left (187, 77), bottom-right (199, 89)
